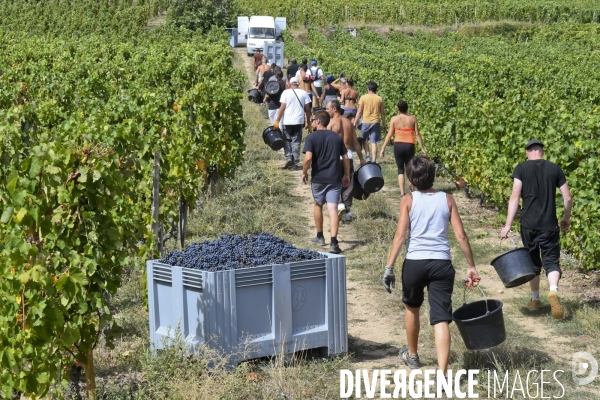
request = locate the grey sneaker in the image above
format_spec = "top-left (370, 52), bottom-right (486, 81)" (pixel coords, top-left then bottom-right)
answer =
top-left (329, 243), bottom-right (342, 254)
top-left (400, 346), bottom-right (420, 369)
top-left (311, 236), bottom-right (326, 246)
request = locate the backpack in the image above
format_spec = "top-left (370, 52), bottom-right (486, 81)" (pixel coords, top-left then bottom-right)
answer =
top-left (302, 70), bottom-right (315, 83)
top-left (309, 66), bottom-right (322, 82)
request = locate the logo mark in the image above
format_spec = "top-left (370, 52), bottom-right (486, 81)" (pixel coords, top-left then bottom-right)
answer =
top-left (292, 285), bottom-right (307, 311)
top-left (572, 352), bottom-right (598, 386)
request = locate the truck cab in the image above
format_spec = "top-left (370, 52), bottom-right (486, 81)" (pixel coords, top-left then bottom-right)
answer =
top-left (238, 16), bottom-right (286, 57)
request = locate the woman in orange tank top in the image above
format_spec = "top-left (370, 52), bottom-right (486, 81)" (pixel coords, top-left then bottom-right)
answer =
top-left (380, 100), bottom-right (426, 196)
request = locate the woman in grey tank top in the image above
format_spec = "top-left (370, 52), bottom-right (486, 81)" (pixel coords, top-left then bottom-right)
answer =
top-left (382, 156), bottom-right (481, 377)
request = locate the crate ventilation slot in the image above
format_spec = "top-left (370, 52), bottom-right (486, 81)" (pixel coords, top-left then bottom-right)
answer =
top-left (235, 266), bottom-right (273, 287)
top-left (153, 265), bottom-right (172, 283)
top-left (290, 262), bottom-right (327, 280)
top-left (182, 269), bottom-right (203, 290)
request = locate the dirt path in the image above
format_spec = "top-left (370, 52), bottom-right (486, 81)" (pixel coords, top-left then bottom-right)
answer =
top-left (234, 48), bottom-right (407, 370)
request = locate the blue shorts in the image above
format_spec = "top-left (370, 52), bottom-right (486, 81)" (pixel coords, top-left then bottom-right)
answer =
top-left (311, 183), bottom-right (342, 206)
top-left (362, 123), bottom-right (381, 143)
top-left (343, 107), bottom-right (357, 118)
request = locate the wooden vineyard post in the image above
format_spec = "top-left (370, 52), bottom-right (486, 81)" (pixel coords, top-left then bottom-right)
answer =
top-left (152, 150), bottom-right (163, 257)
top-left (177, 180), bottom-right (188, 250)
top-left (24, 120), bottom-right (30, 156)
top-left (209, 166), bottom-right (218, 198)
top-left (85, 348), bottom-right (96, 400)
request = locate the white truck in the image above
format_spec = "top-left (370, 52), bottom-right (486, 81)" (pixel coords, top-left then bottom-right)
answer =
top-left (237, 16), bottom-right (286, 57)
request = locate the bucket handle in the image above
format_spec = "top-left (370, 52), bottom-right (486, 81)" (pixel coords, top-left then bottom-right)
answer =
top-left (462, 280), bottom-right (490, 315)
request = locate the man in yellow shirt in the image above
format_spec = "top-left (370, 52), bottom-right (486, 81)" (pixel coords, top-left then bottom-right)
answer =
top-left (352, 82), bottom-right (386, 163)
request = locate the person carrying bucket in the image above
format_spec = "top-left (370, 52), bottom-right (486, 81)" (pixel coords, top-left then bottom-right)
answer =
top-left (301, 111), bottom-right (350, 254)
top-left (254, 57), bottom-right (270, 88)
top-left (325, 99), bottom-right (366, 222)
top-left (274, 77), bottom-right (312, 169)
top-left (382, 156), bottom-right (481, 374)
top-left (500, 139), bottom-right (573, 319)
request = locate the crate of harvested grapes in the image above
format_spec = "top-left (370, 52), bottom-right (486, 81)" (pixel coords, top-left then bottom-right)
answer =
top-left (147, 233), bottom-right (347, 364)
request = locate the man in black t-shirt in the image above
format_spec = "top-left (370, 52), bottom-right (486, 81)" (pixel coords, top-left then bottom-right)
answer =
top-left (263, 71), bottom-right (286, 125)
top-left (501, 139), bottom-right (573, 319)
top-left (287, 58), bottom-right (299, 81)
top-left (257, 63), bottom-right (276, 93)
top-left (302, 111), bottom-right (350, 254)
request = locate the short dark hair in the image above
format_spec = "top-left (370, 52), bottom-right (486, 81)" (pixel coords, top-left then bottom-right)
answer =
top-left (302, 58), bottom-right (308, 65)
top-left (328, 99), bottom-right (342, 114)
top-left (275, 71), bottom-right (283, 79)
top-left (367, 81), bottom-right (378, 93)
top-left (271, 63), bottom-right (277, 68)
top-left (397, 100), bottom-right (408, 113)
top-left (313, 111), bottom-right (330, 127)
top-left (406, 156), bottom-right (436, 190)
top-left (347, 77), bottom-right (354, 86)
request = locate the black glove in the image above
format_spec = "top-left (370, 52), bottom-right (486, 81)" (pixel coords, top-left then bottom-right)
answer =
top-left (383, 266), bottom-right (395, 293)
top-left (339, 72), bottom-right (345, 78)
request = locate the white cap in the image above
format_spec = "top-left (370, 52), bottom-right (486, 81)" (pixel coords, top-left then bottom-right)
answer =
top-left (290, 77), bottom-right (299, 85)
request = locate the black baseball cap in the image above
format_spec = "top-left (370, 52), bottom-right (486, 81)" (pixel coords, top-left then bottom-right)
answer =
top-left (526, 139), bottom-right (544, 149)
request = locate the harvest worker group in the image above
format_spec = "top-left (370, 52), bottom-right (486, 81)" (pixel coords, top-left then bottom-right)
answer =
top-left (273, 61), bottom-right (573, 382)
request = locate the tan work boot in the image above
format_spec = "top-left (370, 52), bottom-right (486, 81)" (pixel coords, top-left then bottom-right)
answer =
top-left (526, 299), bottom-right (541, 311)
top-left (548, 291), bottom-right (564, 319)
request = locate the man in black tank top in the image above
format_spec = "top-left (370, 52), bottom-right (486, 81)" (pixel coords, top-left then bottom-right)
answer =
top-left (500, 140), bottom-right (573, 319)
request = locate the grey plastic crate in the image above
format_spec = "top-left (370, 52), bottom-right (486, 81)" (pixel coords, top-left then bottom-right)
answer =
top-left (147, 253), bottom-right (347, 363)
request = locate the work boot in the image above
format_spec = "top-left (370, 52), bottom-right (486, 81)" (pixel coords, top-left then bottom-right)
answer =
top-left (548, 291), bottom-right (564, 319)
top-left (526, 299), bottom-right (541, 311)
top-left (329, 243), bottom-right (342, 254)
top-left (284, 159), bottom-right (293, 169)
top-left (311, 236), bottom-right (326, 246)
top-left (400, 346), bottom-right (420, 369)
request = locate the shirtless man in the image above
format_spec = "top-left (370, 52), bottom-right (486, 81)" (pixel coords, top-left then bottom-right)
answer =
top-left (253, 50), bottom-right (264, 70)
top-left (254, 57), bottom-right (270, 88)
top-left (326, 99), bottom-right (366, 221)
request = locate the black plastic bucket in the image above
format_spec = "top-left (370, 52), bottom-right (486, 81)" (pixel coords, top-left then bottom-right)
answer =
top-left (248, 89), bottom-right (262, 103)
top-left (453, 298), bottom-right (506, 351)
top-left (356, 162), bottom-right (384, 193)
top-left (265, 81), bottom-right (280, 95)
top-left (490, 240), bottom-right (536, 288)
top-left (262, 126), bottom-right (285, 151)
top-left (350, 173), bottom-right (370, 200)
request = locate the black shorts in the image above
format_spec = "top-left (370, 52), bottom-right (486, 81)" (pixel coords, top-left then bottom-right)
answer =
top-left (520, 227), bottom-right (562, 277)
top-left (401, 259), bottom-right (455, 325)
top-left (315, 86), bottom-right (323, 97)
top-left (393, 142), bottom-right (415, 174)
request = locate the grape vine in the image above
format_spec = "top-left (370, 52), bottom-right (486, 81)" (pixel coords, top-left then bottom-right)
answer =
top-left (0, 5), bottom-right (245, 397)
